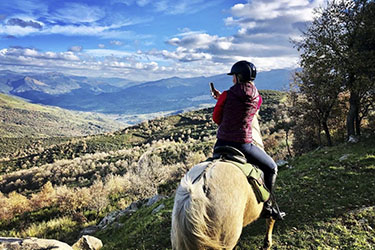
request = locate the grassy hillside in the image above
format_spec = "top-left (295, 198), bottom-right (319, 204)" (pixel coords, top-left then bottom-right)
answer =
top-left (0, 89), bottom-right (286, 161)
top-left (0, 90), bottom-right (295, 247)
top-left (0, 93), bottom-right (125, 160)
top-left (95, 136), bottom-right (375, 249)
top-left (0, 93), bottom-right (123, 138)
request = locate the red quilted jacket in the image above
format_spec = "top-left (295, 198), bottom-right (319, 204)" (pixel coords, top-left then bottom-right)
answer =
top-left (213, 82), bottom-right (261, 143)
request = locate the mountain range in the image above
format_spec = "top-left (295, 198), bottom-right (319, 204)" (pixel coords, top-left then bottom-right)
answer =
top-left (0, 69), bottom-right (294, 123)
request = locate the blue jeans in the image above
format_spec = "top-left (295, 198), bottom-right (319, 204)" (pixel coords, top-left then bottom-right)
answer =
top-left (214, 139), bottom-right (278, 191)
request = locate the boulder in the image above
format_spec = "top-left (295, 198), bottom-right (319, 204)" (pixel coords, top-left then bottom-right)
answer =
top-left (97, 209), bottom-right (125, 229)
top-left (79, 225), bottom-right (100, 237)
top-left (276, 160), bottom-right (288, 167)
top-left (0, 237), bottom-right (72, 250)
top-left (97, 200), bottom-right (141, 229)
top-left (348, 135), bottom-right (359, 143)
top-left (145, 194), bottom-right (165, 207)
top-left (72, 235), bottom-right (103, 250)
top-left (152, 203), bottom-right (165, 214)
top-left (339, 154), bottom-right (350, 161)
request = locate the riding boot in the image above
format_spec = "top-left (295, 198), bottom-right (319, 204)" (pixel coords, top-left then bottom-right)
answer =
top-left (262, 173), bottom-right (286, 220)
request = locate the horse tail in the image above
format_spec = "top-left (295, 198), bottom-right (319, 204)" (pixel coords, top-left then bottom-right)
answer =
top-left (171, 164), bottom-right (225, 250)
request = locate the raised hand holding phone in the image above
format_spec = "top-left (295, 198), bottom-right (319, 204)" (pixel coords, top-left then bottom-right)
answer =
top-left (209, 82), bottom-right (221, 100)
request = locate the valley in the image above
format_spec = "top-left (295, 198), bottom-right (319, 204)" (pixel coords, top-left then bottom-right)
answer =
top-left (1, 69), bottom-right (293, 125)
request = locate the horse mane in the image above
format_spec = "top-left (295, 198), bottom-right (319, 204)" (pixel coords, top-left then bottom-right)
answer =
top-left (171, 162), bottom-right (225, 250)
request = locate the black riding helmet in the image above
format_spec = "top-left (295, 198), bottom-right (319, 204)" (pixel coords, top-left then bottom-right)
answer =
top-left (227, 60), bottom-right (256, 82)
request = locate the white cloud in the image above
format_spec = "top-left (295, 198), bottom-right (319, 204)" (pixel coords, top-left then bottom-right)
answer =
top-left (69, 46), bottom-right (83, 52)
top-left (157, 48), bottom-right (212, 62)
top-left (110, 40), bottom-right (123, 46)
top-left (51, 3), bottom-right (105, 23)
top-left (44, 25), bottom-right (108, 36)
top-left (0, 44), bottom-right (297, 82)
top-left (148, 0), bottom-right (323, 76)
top-left (0, 0), bottom-right (49, 17)
top-left (23, 48), bottom-right (38, 57)
top-left (0, 23), bottom-right (111, 37)
top-left (1, 47), bottom-right (80, 61)
top-left (136, 0), bottom-right (152, 7)
top-left (227, 0), bottom-right (320, 39)
top-left (85, 49), bottom-right (132, 58)
top-left (251, 56), bottom-right (299, 71)
top-left (0, 24), bottom-right (40, 36)
top-left (0, 19), bottom-right (150, 39)
top-left (230, 0), bottom-right (313, 21)
top-left (115, 0), bottom-right (221, 15)
top-left (167, 33), bottom-right (233, 51)
top-left (0, 0), bottom-right (323, 80)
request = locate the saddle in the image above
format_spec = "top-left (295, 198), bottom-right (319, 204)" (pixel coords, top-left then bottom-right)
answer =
top-left (211, 146), bottom-right (270, 203)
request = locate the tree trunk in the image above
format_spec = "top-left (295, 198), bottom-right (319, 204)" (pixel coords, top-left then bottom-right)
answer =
top-left (347, 91), bottom-right (360, 139)
top-left (285, 129), bottom-right (293, 158)
top-left (355, 107), bottom-right (361, 136)
top-left (316, 125), bottom-right (322, 146)
top-left (322, 121), bottom-right (332, 146)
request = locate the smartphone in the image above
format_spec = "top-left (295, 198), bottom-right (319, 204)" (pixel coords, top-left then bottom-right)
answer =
top-left (209, 82), bottom-right (215, 95)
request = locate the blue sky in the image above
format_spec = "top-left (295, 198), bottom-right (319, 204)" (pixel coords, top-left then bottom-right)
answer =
top-left (0, 0), bottom-right (325, 81)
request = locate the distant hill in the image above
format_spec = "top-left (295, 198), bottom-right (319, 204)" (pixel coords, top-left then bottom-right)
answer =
top-left (0, 93), bottom-right (124, 138)
top-left (0, 69), bottom-right (294, 116)
top-left (0, 70), bottom-right (136, 96)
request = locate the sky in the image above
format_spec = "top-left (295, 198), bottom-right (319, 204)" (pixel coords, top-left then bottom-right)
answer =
top-left (0, 0), bottom-right (326, 81)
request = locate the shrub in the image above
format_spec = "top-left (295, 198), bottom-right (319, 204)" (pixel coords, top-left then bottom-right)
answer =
top-left (30, 181), bottom-right (56, 210)
top-left (55, 185), bottom-right (81, 214)
top-left (184, 151), bottom-right (206, 170)
top-left (104, 174), bottom-right (130, 196)
top-left (20, 216), bottom-right (80, 244)
top-left (0, 192), bottom-right (11, 220)
top-left (87, 180), bottom-right (109, 213)
top-left (7, 191), bottom-right (31, 217)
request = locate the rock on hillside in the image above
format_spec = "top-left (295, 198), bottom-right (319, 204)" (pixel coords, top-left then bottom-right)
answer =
top-left (0, 235), bottom-right (103, 250)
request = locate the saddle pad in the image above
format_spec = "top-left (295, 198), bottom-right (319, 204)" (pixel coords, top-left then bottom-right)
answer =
top-left (225, 160), bottom-right (270, 203)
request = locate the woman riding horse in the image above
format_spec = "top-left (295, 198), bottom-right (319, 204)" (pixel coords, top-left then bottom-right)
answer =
top-left (171, 61), bottom-right (285, 250)
top-left (211, 60), bottom-right (285, 220)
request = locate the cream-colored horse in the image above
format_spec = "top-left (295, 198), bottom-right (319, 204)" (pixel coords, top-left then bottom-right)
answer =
top-left (171, 114), bottom-right (276, 250)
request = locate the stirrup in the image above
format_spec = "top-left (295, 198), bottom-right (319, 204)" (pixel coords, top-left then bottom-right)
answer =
top-left (272, 209), bottom-right (286, 220)
top-left (270, 195), bottom-right (285, 220)
top-left (264, 193), bottom-right (286, 220)
top-left (262, 205), bottom-right (285, 220)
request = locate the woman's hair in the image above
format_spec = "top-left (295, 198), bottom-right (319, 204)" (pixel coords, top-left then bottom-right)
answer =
top-left (236, 73), bottom-right (247, 84)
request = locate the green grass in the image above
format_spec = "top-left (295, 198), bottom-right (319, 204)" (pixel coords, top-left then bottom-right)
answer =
top-left (0, 207), bottom-right (92, 245)
top-left (237, 137), bottom-right (375, 249)
top-left (96, 199), bottom-right (174, 250)
top-left (0, 93), bottom-right (123, 139)
top-left (95, 136), bottom-right (375, 249)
